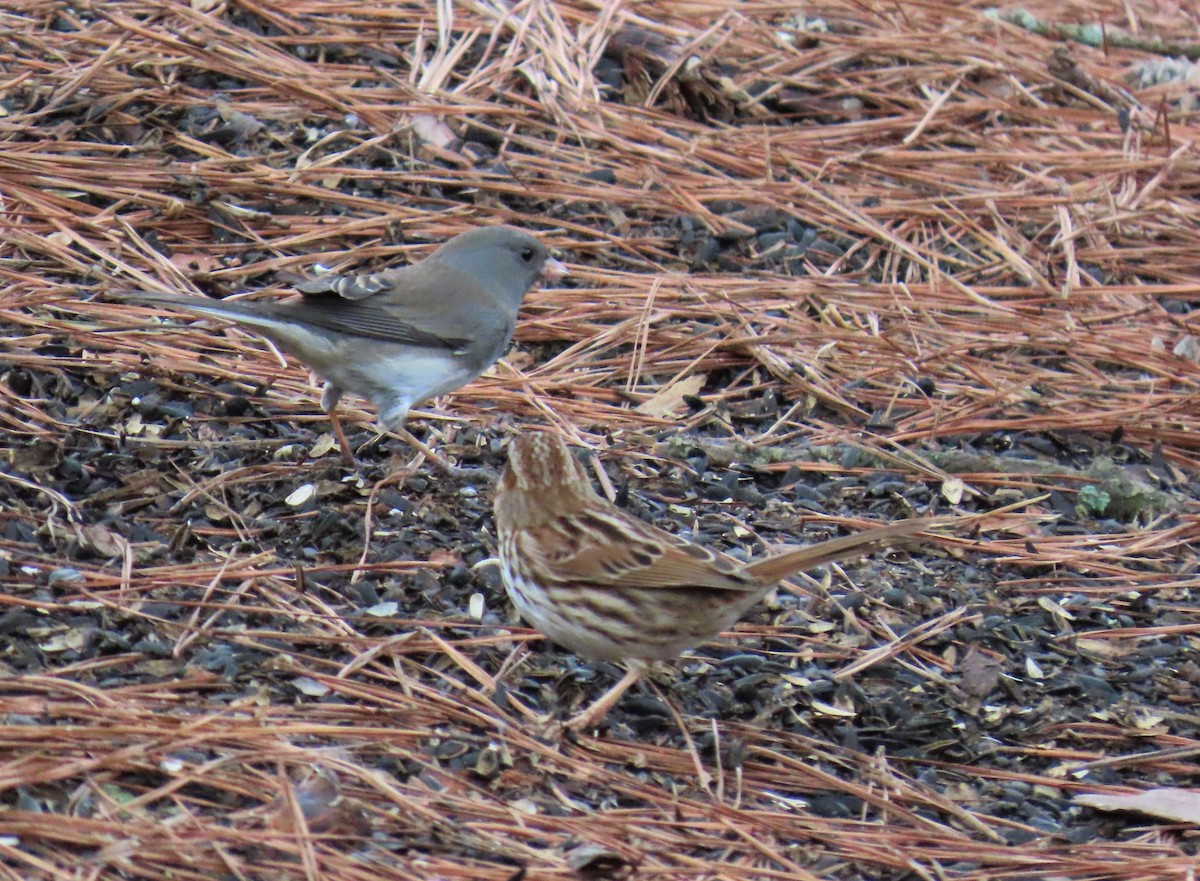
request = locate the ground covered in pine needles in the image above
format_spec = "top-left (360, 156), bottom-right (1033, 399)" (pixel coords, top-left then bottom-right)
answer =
top-left (2, 1), bottom-right (1199, 879)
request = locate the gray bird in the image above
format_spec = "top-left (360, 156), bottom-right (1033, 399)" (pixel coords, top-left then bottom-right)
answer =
top-left (115, 226), bottom-right (566, 465)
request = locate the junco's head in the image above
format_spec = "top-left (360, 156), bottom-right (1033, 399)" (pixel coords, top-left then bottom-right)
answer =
top-left (430, 226), bottom-right (566, 309)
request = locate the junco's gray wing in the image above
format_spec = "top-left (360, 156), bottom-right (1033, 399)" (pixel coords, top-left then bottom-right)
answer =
top-left (266, 262), bottom-right (514, 362)
top-left (262, 225), bottom-right (558, 359)
top-left (112, 227), bottom-right (556, 353)
top-left (110, 287), bottom-right (475, 352)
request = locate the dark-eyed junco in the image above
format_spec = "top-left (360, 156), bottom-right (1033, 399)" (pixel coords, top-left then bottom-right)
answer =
top-left (115, 226), bottom-right (566, 466)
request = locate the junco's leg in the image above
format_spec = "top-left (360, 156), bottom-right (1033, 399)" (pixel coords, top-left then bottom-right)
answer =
top-left (320, 383), bottom-right (356, 465)
top-left (378, 398), bottom-right (494, 477)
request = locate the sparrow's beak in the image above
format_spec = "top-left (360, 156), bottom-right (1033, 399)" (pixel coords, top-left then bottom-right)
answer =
top-left (543, 257), bottom-right (569, 278)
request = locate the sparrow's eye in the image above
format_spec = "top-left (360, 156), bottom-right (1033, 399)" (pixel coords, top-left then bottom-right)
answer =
top-left (519, 246), bottom-right (536, 263)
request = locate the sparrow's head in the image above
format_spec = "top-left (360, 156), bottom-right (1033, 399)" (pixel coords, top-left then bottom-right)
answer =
top-left (495, 433), bottom-right (598, 530)
top-left (433, 226), bottom-right (566, 309)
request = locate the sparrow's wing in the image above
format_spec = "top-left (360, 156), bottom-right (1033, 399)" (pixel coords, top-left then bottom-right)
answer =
top-left (526, 515), bottom-right (760, 593)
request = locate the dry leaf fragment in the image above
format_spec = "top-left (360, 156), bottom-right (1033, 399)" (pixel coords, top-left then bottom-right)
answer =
top-left (291, 676), bottom-right (330, 697)
top-left (267, 775), bottom-right (370, 835)
top-left (82, 524), bottom-right (126, 558)
top-left (170, 252), bottom-right (223, 274)
top-left (635, 374), bottom-right (706, 417)
top-left (409, 114), bottom-right (458, 150)
top-left (309, 434), bottom-right (339, 458)
top-left (940, 477), bottom-right (966, 504)
top-left (810, 698), bottom-right (856, 718)
top-left (427, 548), bottom-right (462, 567)
top-left (1173, 335), bottom-right (1200, 364)
top-left (1075, 788), bottom-right (1200, 825)
top-left (959, 648), bottom-right (1002, 697)
top-left (285, 483), bottom-right (316, 507)
top-left (566, 843), bottom-right (635, 880)
top-left (214, 100), bottom-right (264, 139)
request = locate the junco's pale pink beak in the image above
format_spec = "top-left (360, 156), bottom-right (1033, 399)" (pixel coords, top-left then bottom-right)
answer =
top-left (543, 257), bottom-right (569, 277)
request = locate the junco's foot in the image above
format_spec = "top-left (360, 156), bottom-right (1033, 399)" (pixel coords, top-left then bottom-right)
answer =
top-left (113, 226), bottom-right (567, 467)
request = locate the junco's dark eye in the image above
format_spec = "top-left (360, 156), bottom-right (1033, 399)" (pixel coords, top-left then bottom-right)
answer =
top-left (519, 246), bottom-right (536, 263)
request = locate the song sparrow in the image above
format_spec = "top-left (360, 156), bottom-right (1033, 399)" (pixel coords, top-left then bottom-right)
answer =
top-left (494, 433), bottom-right (939, 730)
